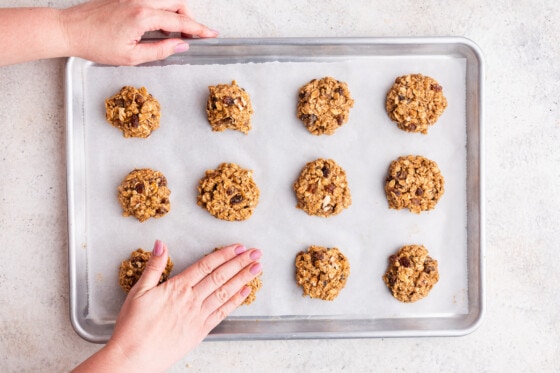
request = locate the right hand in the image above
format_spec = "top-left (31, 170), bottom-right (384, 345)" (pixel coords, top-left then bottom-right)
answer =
top-left (104, 241), bottom-right (262, 372)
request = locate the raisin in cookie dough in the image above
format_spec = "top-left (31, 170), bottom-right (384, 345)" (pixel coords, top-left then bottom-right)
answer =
top-left (105, 86), bottom-right (161, 138)
top-left (206, 80), bottom-right (254, 134)
top-left (382, 244), bottom-right (439, 303)
top-left (385, 74), bottom-right (447, 134)
top-left (295, 246), bottom-right (350, 301)
top-left (297, 77), bottom-right (354, 135)
top-left (213, 247), bottom-right (262, 306)
top-left (119, 248), bottom-right (174, 293)
top-left (384, 155), bottom-right (444, 213)
top-left (293, 158), bottom-right (352, 217)
top-left (118, 168), bottom-right (171, 222)
top-left (197, 163), bottom-right (260, 221)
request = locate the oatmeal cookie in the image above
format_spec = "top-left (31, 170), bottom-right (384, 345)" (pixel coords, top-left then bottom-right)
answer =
top-left (105, 86), bottom-right (161, 138)
top-left (293, 158), bottom-right (352, 217)
top-left (118, 168), bottom-right (171, 222)
top-left (197, 163), bottom-right (260, 221)
top-left (297, 77), bottom-right (354, 135)
top-left (384, 155), bottom-right (444, 213)
top-left (214, 247), bottom-right (262, 305)
top-left (119, 248), bottom-right (174, 293)
top-left (295, 246), bottom-right (350, 301)
top-left (206, 80), bottom-right (254, 134)
top-left (385, 74), bottom-right (447, 134)
top-left (382, 244), bottom-right (439, 303)
top-left (240, 272), bottom-right (262, 306)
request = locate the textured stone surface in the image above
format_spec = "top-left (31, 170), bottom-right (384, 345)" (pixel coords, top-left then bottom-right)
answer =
top-left (1, 0), bottom-right (559, 371)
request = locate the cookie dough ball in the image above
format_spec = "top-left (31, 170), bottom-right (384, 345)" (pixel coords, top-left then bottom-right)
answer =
top-left (206, 80), bottom-right (254, 134)
top-left (119, 248), bottom-right (174, 293)
top-left (385, 74), bottom-right (447, 134)
top-left (293, 158), bottom-right (352, 217)
top-left (382, 245), bottom-right (439, 302)
top-left (197, 163), bottom-right (260, 221)
top-left (214, 247), bottom-right (262, 305)
top-left (295, 246), bottom-right (350, 301)
top-left (242, 275), bottom-right (263, 306)
top-left (118, 168), bottom-right (171, 222)
top-left (105, 86), bottom-right (161, 138)
top-left (297, 77), bottom-right (354, 135)
top-left (384, 155), bottom-right (444, 213)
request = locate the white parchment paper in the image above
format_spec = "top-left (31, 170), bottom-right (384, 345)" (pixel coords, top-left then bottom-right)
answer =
top-left (81, 56), bottom-right (468, 323)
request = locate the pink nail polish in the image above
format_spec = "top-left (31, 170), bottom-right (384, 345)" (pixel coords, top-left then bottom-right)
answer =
top-left (174, 43), bottom-right (189, 53)
top-left (153, 240), bottom-right (164, 256)
top-left (250, 249), bottom-right (262, 260)
top-left (250, 262), bottom-right (262, 275)
top-left (235, 245), bottom-right (247, 255)
top-left (240, 286), bottom-right (251, 298)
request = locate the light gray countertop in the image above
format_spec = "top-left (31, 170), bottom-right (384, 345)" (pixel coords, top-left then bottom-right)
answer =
top-left (1, 0), bottom-right (558, 371)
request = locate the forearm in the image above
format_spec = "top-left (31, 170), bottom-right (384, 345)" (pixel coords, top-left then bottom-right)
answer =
top-left (0, 7), bottom-right (69, 66)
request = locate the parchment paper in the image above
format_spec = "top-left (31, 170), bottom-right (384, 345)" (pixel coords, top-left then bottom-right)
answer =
top-left (81, 56), bottom-right (468, 323)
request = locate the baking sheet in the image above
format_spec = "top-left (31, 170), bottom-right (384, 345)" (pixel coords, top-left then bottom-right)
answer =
top-left (66, 38), bottom-right (484, 342)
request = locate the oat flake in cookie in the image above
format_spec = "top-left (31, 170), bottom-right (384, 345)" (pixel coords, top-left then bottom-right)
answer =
top-left (293, 158), bottom-right (352, 217)
top-left (297, 77), bottom-right (354, 135)
top-left (206, 80), bottom-right (254, 134)
top-left (385, 74), bottom-right (447, 134)
top-left (118, 168), bottom-right (171, 222)
top-left (197, 163), bottom-right (260, 221)
top-left (214, 247), bottom-right (262, 305)
top-left (295, 246), bottom-right (350, 301)
top-left (382, 245), bottom-right (439, 303)
top-left (118, 248), bottom-right (174, 293)
top-left (384, 155), bottom-right (444, 213)
top-left (105, 86), bottom-right (161, 138)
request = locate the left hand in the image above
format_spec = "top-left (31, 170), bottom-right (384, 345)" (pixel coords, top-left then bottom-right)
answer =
top-left (59, 0), bottom-right (218, 65)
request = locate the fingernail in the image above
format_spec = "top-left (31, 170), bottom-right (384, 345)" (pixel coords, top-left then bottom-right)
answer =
top-left (250, 262), bottom-right (262, 275)
top-left (153, 240), bottom-right (164, 257)
top-left (234, 245), bottom-right (247, 255)
top-left (250, 249), bottom-right (262, 260)
top-left (240, 286), bottom-right (251, 298)
top-left (210, 29), bottom-right (220, 36)
top-left (174, 43), bottom-right (189, 53)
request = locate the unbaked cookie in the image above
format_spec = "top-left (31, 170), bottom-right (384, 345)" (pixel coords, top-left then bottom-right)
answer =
top-left (293, 158), bottom-right (352, 217)
top-left (118, 168), bottom-right (171, 222)
top-left (241, 272), bottom-right (262, 306)
top-left (214, 247), bottom-right (262, 306)
top-left (197, 163), bottom-right (260, 221)
top-left (206, 80), bottom-right (254, 134)
top-left (295, 245), bottom-right (350, 301)
top-left (105, 86), bottom-right (161, 138)
top-left (382, 244), bottom-right (439, 303)
top-left (385, 74), bottom-right (447, 134)
top-left (384, 155), bottom-right (444, 213)
top-left (119, 248), bottom-right (174, 293)
top-left (297, 77), bottom-right (354, 135)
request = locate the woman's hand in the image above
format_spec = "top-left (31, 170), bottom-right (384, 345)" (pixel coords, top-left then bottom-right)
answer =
top-left (0, 0), bottom-right (218, 66)
top-left (60, 0), bottom-right (218, 65)
top-left (74, 241), bottom-right (262, 372)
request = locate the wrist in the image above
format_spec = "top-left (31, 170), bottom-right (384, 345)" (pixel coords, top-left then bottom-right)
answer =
top-left (72, 340), bottom-right (138, 373)
top-left (57, 7), bottom-right (78, 59)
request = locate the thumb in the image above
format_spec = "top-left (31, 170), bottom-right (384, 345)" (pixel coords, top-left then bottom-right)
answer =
top-left (131, 240), bottom-right (169, 294)
top-left (130, 39), bottom-right (189, 65)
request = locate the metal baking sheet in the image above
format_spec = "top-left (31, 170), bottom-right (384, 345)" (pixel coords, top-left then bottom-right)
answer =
top-left (65, 37), bottom-right (485, 343)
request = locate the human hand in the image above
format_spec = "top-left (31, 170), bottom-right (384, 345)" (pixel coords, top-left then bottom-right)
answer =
top-left (60, 0), bottom-right (218, 66)
top-left (74, 240), bottom-right (262, 372)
